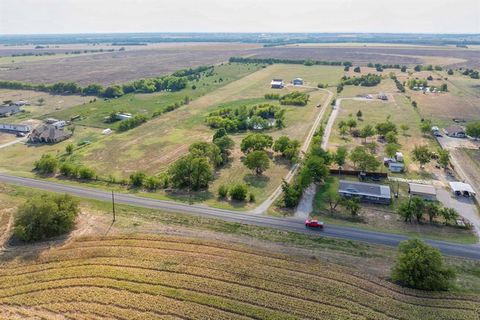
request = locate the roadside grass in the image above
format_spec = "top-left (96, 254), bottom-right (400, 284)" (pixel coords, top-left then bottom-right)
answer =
top-left (312, 176), bottom-right (478, 244)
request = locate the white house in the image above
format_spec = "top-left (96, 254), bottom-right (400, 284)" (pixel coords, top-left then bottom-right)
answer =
top-left (270, 79), bottom-right (284, 89)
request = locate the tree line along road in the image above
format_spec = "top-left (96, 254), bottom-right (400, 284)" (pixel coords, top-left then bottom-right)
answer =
top-left (0, 173), bottom-right (479, 260)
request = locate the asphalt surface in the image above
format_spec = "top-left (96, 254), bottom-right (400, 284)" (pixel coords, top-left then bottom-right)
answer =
top-left (1, 173), bottom-right (479, 260)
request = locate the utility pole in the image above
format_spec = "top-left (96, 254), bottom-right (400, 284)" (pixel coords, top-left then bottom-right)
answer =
top-left (111, 190), bottom-right (116, 222)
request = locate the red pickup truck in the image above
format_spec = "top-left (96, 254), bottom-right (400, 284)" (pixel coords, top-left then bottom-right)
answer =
top-left (305, 219), bottom-right (324, 229)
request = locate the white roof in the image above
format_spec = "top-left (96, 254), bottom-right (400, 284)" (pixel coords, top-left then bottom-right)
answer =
top-left (449, 182), bottom-right (476, 195)
top-left (271, 80), bottom-right (283, 85)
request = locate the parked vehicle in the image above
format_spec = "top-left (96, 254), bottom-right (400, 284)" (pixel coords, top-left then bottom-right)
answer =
top-left (305, 219), bottom-right (324, 229)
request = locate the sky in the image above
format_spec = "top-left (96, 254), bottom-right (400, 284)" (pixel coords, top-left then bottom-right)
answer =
top-left (0, 0), bottom-right (479, 35)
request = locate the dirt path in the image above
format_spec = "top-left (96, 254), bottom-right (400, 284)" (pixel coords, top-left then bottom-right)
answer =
top-left (0, 210), bottom-right (14, 251)
top-left (0, 137), bottom-right (26, 149)
top-left (250, 86), bottom-right (333, 214)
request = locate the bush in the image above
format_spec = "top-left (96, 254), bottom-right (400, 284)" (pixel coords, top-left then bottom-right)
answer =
top-left (144, 176), bottom-right (161, 191)
top-left (78, 166), bottom-right (96, 180)
top-left (34, 154), bottom-right (58, 174)
top-left (249, 193), bottom-right (256, 203)
top-left (218, 185), bottom-right (229, 199)
top-left (14, 194), bottom-right (79, 242)
top-left (279, 91), bottom-right (309, 106)
top-left (340, 74), bottom-right (382, 87)
top-left (118, 115), bottom-right (148, 132)
top-left (229, 184), bottom-right (248, 201)
top-left (392, 239), bottom-right (455, 291)
top-left (130, 171), bottom-right (146, 187)
top-left (59, 162), bottom-right (78, 178)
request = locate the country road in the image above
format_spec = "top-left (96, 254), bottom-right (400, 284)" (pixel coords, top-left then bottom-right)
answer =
top-left (1, 173), bottom-right (479, 260)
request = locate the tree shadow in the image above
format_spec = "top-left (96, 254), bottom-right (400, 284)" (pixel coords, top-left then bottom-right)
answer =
top-left (243, 174), bottom-right (270, 188)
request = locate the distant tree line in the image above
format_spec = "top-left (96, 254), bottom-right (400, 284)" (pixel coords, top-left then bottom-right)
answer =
top-left (0, 65), bottom-right (213, 98)
top-left (229, 57), bottom-right (348, 66)
top-left (462, 69), bottom-right (480, 79)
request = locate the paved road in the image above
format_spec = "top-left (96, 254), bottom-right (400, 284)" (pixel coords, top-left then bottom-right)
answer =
top-left (1, 173), bottom-right (479, 260)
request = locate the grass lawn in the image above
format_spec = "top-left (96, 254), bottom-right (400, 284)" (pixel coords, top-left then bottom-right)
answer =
top-left (329, 94), bottom-right (438, 176)
top-left (313, 175), bottom-right (478, 244)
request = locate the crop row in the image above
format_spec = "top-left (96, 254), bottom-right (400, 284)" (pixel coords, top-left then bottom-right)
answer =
top-left (2, 241), bottom-right (479, 316)
top-left (49, 241), bottom-right (480, 308)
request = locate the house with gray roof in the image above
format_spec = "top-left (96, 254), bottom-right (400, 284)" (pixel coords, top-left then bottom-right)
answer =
top-left (0, 104), bottom-right (21, 117)
top-left (29, 124), bottom-right (72, 144)
top-left (339, 180), bottom-right (391, 204)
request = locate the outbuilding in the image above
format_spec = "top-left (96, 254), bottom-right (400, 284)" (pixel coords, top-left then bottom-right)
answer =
top-left (292, 78), bottom-right (304, 86)
top-left (338, 180), bottom-right (391, 204)
top-left (0, 123), bottom-right (31, 133)
top-left (0, 104), bottom-right (21, 117)
top-left (270, 79), bottom-right (284, 89)
top-left (408, 183), bottom-right (437, 201)
top-left (449, 182), bottom-right (476, 197)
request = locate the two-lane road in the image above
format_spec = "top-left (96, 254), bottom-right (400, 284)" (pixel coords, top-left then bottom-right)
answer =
top-left (1, 173), bottom-right (479, 260)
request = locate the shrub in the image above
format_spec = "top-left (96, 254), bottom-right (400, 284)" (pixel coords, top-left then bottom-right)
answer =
top-left (118, 115), bottom-right (148, 132)
top-left (130, 171), bottom-right (146, 187)
top-left (78, 166), bottom-right (96, 180)
top-left (14, 194), bottom-right (79, 242)
top-left (218, 185), bottom-right (229, 199)
top-left (34, 154), bottom-right (58, 174)
top-left (249, 193), bottom-right (256, 203)
top-left (59, 162), bottom-right (78, 178)
top-left (144, 176), bottom-right (161, 191)
top-left (229, 184), bottom-right (248, 201)
top-left (279, 91), bottom-right (309, 106)
top-left (391, 239), bottom-right (455, 291)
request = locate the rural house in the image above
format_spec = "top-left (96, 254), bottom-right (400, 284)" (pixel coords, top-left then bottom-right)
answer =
top-left (444, 125), bottom-right (466, 138)
top-left (0, 123), bottom-right (31, 133)
top-left (270, 79), bottom-right (284, 89)
top-left (292, 78), bottom-right (304, 86)
top-left (338, 180), bottom-right (391, 204)
top-left (0, 104), bottom-right (21, 117)
top-left (29, 124), bottom-right (72, 144)
top-left (408, 183), bottom-right (437, 201)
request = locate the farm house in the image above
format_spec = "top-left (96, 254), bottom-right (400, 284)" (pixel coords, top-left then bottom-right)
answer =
top-left (338, 180), bottom-right (391, 204)
top-left (270, 79), bottom-right (284, 89)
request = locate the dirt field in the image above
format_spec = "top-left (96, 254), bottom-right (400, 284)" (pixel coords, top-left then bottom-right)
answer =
top-left (0, 43), bottom-right (261, 85)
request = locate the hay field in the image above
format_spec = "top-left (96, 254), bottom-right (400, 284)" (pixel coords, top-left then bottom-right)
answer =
top-left (0, 234), bottom-right (478, 320)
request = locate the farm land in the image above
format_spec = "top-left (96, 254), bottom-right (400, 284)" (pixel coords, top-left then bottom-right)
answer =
top-left (0, 186), bottom-right (479, 319)
top-left (0, 63), bottom-right (343, 210)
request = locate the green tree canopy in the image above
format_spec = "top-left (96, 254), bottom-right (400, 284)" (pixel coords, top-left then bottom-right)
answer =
top-left (466, 121), bottom-right (480, 140)
top-left (392, 239), bottom-right (455, 291)
top-left (244, 150), bottom-right (270, 175)
top-left (412, 145), bottom-right (431, 168)
top-left (240, 133), bottom-right (273, 154)
top-left (14, 194), bottom-right (79, 242)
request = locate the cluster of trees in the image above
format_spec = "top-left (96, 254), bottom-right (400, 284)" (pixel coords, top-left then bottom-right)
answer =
top-left (406, 78), bottom-right (428, 89)
top-left (205, 104), bottom-right (285, 132)
top-left (462, 68), bottom-right (480, 79)
top-left (367, 63), bottom-right (407, 72)
top-left (390, 74), bottom-right (405, 92)
top-left (279, 91), bottom-right (310, 106)
top-left (218, 184), bottom-right (255, 202)
top-left (340, 74), bottom-right (382, 87)
top-left (35, 153), bottom-right (98, 181)
top-left (126, 171), bottom-right (169, 191)
top-left (413, 65), bottom-right (443, 72)
top-left (14, 194), bottom-right (79, 242)
top-left (0, 65), bottom-right (213, 97)
top-left (397, 197), bottom-right (459, 225)
top-left (349, 146), bottom-right (380, 171)
top-left (273, 136), bottom-right (301, 162)
top-left (59, 162), bottom-right (96, 180)
top-left (228, 57), bottom-right (346, 66)
top-left (118, 115), bottom-right (148, 132)
top-left (168, 133), bottom-right (235, 191)
top-left (392, 239), bottom-right (455, 291)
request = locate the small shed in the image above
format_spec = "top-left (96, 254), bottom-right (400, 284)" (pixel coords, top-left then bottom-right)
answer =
top-left (449, 182), bottom-right (476, 196)
top-left (444, 125), bottom-right (466, 138)
top-left (270, 79), bottom-right (284, 89)
top-left (409, 183), bottom-right (437, 201)
top-left (102, 128), bottom-right (112, 135)
top-left (388, 162), bottom-right (404, 173)
top-left (292, 78), bottom-right (304, 86)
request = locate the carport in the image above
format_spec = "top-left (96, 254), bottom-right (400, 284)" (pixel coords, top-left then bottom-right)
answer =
top-left (449, 182), bottom-right (476, 197)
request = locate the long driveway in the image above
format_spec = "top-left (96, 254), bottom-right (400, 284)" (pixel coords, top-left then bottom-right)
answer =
top-left (1, 173), bottom-right (479, 260)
